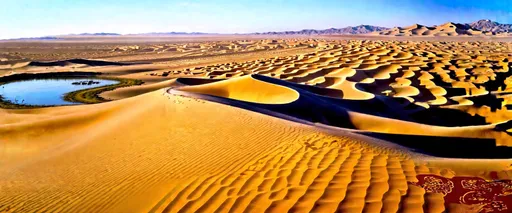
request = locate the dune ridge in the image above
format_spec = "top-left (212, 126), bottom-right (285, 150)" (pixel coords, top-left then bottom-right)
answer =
top-left (175, 74), bottom-right (512, 148)
top-left (375, 22), bottom-right (504, 37)
top-left (159, 40), bottom-right (512, 130)
top-left (1, 38), bottom-right (512, 212)
top-left (2, 89), bottom-right (510, 212)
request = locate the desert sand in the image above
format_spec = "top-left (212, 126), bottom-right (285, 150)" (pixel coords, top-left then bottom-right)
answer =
top-left (375, 22), bottom-right (501, 36)
top-left (1, 36), bottom-right (511, 212)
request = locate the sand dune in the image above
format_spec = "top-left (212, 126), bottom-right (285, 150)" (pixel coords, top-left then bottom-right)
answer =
top-left (176, 74), bottom-right (512, 146)
top-left (375, 22), bottom-right (505, 37)
top-left (162, 40), bottom-right (512, 125)
top-left (1, 38), bottom-right (512, 212)
top-left (179, 75), bottom-right (299, 104)
top-left (1, 87), bottom-right (511, 212)
top-left (100, 79), bottom-right (183, 100)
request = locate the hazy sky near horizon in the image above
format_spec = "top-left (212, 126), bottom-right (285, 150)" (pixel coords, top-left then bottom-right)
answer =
top-left (1, 0), bottom-right (512, 39)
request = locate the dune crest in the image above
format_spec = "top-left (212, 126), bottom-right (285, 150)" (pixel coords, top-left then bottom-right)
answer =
top-left (375, 22), bottom-right (503, 36)
top-left (2, 89), bottom-right (510, 212)
top-left (178, 75), bottom-right (300, 104)
top-left (1, 38), bottom-right (512, 212)
top-left (175, 74), bottom-right (512, 147)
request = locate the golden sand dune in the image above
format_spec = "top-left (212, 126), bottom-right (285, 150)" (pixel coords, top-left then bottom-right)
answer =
top-left (375, 22), bottom-right (506, 37)
top-left (101, 79), bottom-right (183, 100)
top-left (0, 38), bottom-right (316, 67)
top-left (0, 79), bottom-right (509, 212)
top-left (176, 74), bottom-right (512, 146)
top-left (179, 75), bottom-right (299, 104)
top-left (1, 38), bottom-right (512, 212)
top-left (162, 40), bottom-right (512, 125)
top-left (1, 86), bottom-right (511, 212)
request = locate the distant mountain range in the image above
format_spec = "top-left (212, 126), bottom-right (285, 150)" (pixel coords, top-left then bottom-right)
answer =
top-left (130, 32), bottom-right (213, 36)
top-left (4, 32), bottom-right (213, 41)
top-left (469, 19), bottom-right (512, 33)
top-left (253, 25), bottom-right (390, 35)
top-left (253, 20), bottom-right (512, 36)
top-left (5, 19), bottom-right (512, 40)
top-left (66, 32), bottom-right (210, 36)
top-left (76, 33), bottom-right (121, 36)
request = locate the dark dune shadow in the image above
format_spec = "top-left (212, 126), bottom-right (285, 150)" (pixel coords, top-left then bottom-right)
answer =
top-left (408, 106), bottom-right (488, 126)
top-left (28, 58), bottom-right (143, 67)
top-left (442, 86), bottom-right (467, 97)
top-left (0, 71), bottom-right (100, 83)
top-left (480, 67), bottom-right (512, 92)
top-left (176, 78), bottom-right (225, 85)
top-left (252, 75), bottom-right (502, 129)
top-left (467, 94), bottom-right (504, 111)
top-left (360, 132), bottom-right (512, 158)
top-left (173, 74), bottom-right (511, 159)
top-left (257, 74), bottom-right (488, 126)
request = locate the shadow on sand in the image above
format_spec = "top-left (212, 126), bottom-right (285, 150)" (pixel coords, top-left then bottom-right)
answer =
top-left (172, 74), bottom-right (512, 159)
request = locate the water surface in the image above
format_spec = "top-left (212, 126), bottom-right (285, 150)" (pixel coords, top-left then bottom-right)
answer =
top-left (0, 78), bottom-right (118, 106)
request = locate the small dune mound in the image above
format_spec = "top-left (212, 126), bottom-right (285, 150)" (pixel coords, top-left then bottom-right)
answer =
top-left (177, 75), bottom-right (300, 104)
top-left (391, 86), bottom-right (420, 97)
top-left (101, 79), bottom-right (184, 100)
top-left (0, 62), bottom-right (31, 71)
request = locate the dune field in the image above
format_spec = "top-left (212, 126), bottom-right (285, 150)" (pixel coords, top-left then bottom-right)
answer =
top-left (1, 37), bottom-right (512, 212)
top-left (374, 22), bottom-right (510, 37)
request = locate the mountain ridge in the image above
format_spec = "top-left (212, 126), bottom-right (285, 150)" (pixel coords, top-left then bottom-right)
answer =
top-left (254, 19), bottom-right (512, 36)
top-left (5, 19), bottom-right (512, 40)
top-left (253, 25), bottom-right (390, 35)
top-left (469, 19), bottom-right (512, 33)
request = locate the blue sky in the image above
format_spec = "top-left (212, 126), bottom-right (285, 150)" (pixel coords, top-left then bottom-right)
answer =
top-left (1, 0), bottom-right (512, 39)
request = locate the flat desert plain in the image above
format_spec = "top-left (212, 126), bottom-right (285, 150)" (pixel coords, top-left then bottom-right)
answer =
top-left (1, 36), bottom-right (512, 213)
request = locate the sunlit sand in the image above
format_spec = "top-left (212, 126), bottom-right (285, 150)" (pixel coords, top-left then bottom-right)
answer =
top-left (1, 37), bottom-right (511, 212)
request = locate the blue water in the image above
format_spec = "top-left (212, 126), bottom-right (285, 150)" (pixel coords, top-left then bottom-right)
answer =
top-left (0, 78), bottom-right (119, 106)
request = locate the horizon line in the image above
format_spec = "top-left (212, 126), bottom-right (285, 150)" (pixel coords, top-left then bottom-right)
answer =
top-left (1, 19), bottom-right (505, 40)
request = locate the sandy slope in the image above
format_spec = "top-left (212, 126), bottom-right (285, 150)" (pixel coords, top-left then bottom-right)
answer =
top-left (1, 80), bottom-right (510, 212)
top-left (177, 75), bottom-right (512, 147)
top-left (2, 38), bottom-right (512, 212)
top-left (159, 40), bottom-right (512, 135)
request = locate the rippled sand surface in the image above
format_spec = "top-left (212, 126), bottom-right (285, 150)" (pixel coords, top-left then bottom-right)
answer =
top-left (1, 38), bottom-right (511, 213)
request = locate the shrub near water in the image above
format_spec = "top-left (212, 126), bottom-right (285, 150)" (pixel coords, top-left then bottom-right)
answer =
top-left (64, 77), bottom-right (143, 104)
top-left (0, 77), bottom-right (143, 108)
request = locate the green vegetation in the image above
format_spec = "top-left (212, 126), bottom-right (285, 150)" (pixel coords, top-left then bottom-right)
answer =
top-left (0, 74), bottom-right (143, 109)
top-left (0, 95), bottom-right (45, 109)
top-left (0, 81), bottom-right (38, 109)
top-left (64, 77), bottom-right (143, 104)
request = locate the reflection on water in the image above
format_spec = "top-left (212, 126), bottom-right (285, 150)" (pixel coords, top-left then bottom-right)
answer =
top-left (0, 78), bottom-right (118, 106)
